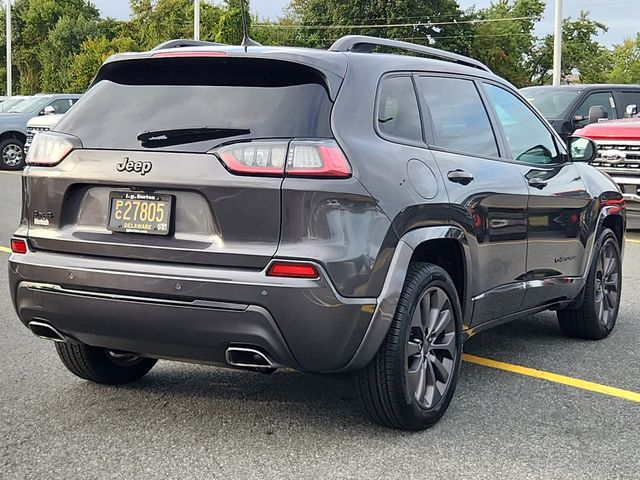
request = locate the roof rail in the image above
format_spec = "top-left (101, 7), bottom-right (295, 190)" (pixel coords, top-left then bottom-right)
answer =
top-left (329, 35), bottom-right (492, 73)
top-left (152, 39), bottom-right (226, 51)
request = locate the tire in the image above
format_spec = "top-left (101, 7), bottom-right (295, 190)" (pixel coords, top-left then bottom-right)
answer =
top-left (557, 228), bottom-right (622, 340)
top-left (0, 137), bottom-right (26, 170)
top-left (355, 262), bottom-right (463, 430)
top-left (55, 342), bottom-right (157, 384)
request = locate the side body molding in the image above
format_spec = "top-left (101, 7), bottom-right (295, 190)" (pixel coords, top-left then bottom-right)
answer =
top-left (336, 226), bottom-right (470, 372)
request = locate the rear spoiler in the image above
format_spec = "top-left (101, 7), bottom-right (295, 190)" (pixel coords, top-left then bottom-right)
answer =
top-left (93, 48), bottom-right (348, 101)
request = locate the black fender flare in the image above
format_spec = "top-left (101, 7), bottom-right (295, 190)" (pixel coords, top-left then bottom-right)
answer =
top-left (336, 225), bottom-right (469, 372)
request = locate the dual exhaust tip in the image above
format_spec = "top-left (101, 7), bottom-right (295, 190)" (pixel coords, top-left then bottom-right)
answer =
top-left (28, 321), bottom-right (278, 371)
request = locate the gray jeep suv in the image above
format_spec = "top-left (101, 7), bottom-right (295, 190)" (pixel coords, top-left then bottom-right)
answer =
top-left (9, 36), bottom-right (625, 430)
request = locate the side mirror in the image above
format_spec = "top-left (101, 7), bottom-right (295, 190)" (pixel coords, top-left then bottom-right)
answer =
top-left (588, 105), bottom-right (608, 124)
top-left (42, 105), bottom-right (56, 116)
top-left (626, 104), bottom-right (638, 117)
top-left (568, 136), bottom-right (597, 163)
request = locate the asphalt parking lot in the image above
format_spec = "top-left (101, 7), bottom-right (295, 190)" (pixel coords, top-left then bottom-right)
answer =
top-left (0, 171), bottom-right (638, 480)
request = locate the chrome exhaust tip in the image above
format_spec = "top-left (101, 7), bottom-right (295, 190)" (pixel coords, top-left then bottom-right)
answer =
top-left (28, 321), bottom-right (67, 343)
top-left (225, 346), bottom-right (277, 370)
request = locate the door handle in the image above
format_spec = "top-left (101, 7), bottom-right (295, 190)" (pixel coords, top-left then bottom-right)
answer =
top-left (528, 177), bottom-right (548, 189)
top-left (447, 170), bottom-right (474, 185)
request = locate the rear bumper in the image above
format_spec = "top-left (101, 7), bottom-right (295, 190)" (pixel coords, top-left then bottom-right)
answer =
top-left (9, 251), bottom-right (377, 372)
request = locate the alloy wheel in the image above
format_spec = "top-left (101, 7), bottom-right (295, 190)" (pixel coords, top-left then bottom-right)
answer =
top-left (594, 240), bottom-right (620, 328)
top-left (406, 286), bottom-right (457, 409)
top-left (2, 143), bottom-right (23, 168)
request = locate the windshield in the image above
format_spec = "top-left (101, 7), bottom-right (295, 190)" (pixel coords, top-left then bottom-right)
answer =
top-left (521, 87), bottom-right (580, 120)
top-left (7, 96), bottom-right (50, 114)
top-left (0, 97), bottom-right (28, 113)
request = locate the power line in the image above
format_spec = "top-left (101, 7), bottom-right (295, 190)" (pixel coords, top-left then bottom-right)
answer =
top-left (403, 32), bottom-right (535, 40)
top-left (281, 12), bottom-right (479, 25)
top-left (253, 16), bottom-right (539, 30)
top-left (563, 0), bottom-right (637, 6)
top-left (312, 32), bottom-right (535, 44)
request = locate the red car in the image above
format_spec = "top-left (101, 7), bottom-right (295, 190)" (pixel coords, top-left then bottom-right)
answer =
top-left (576, 114), bottom-right (640, 227)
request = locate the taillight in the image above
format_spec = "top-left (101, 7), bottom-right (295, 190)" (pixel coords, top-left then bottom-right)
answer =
top-left (287, 141), bottom-right (351, 178)
top-left (267, 262), bottom-right (319, 279)
top-left (213, 140), bottom-right (351, 178)
top-left (10, 238), bottom-right (27, 254)
top-left (216, 141), bottom-right (287, 175)
top-left (26, 132), bottom-right (74, 166)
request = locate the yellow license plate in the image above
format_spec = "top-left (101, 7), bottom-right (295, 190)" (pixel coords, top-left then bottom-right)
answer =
top-left (108, 192), bottom-right (172, 235)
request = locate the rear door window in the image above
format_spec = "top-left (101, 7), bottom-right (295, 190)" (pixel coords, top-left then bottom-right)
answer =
top-left (419, 76), bottom-right (499, 158)
top-left (376, 76), bottom-right (422, 143)
top-left (54, 58), bottom-right (333, 153)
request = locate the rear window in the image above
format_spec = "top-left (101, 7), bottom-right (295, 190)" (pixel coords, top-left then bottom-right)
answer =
top-left (377, 76), bottom-right (422, 143)
top-left (54, 58), bottom-right (333, 153)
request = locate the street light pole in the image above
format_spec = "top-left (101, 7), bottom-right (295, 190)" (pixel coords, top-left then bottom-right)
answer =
top-left (552, 0), bottom-right (563, 85)
top-left (194, 0), bottom-right (200, 41)
top-left (6, 0), bottom-right (11, 96)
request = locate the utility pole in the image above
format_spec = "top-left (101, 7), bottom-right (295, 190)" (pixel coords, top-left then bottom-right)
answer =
top-left (6, 0), bottom-right (11, 96)
top-left (552, 0), bottom-right (563, 85)
top-left (194, 0), bottom-right (200, 41)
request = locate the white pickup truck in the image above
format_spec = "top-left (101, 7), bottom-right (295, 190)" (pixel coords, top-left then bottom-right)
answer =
top-left (24, 113), bottom-right (64, 155)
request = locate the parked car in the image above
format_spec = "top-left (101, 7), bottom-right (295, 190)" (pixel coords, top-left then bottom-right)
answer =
top-left (573, 112), bottom-right (640, 228)
top-left (521, 84), bottom-right (640, 142)
top-left (0, 94), bottom-right (81, 170)
top-left (10, 36), bottom-right (625, 430)
top-left (24, 113), bottom-right (65, 154)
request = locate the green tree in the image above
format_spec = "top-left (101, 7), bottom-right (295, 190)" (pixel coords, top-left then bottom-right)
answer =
top-left (39, 15), bottom-right (100, 92)
top-left (9, 0), bottom-right (100, 93)
top-left (606, 34), bottom-right (640, 84)
top-left (280, 0), bottom-right (474, 53)
top-left (470, 0), bottom-right (545, 87)
top-left (128, 0), bottom-right (223, 49)
top-left (216, 0), bottom-right (246, 45)
top-left (529, 12), bottom-right (610, 85)
top-left (68, 36), bottom-right (139, 91)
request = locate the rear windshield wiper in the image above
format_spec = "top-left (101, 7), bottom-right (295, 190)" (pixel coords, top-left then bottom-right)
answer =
top-left (137, 127), bottom-right (251, 148)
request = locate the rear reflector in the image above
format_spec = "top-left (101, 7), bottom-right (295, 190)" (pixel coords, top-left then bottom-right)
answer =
top-left (26, 132), bottom-right (74, 166)
top-left (213, 140), bottom-right (351, 178)
top-left (11, 238), bottom-right (27, 254)
top-left (267, 262), bottom-right (319, 279)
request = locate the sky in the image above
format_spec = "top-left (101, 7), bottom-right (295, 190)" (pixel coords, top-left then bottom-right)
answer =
top-left (92, 0), bottom-right (639, 47)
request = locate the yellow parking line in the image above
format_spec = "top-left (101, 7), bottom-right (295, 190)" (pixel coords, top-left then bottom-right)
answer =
top-left (625, 238), bottom-right (640, 244)
top-left (463, 353), bottom-right (640, 403)
top-left (0, 245), bottom-right (11, 253)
